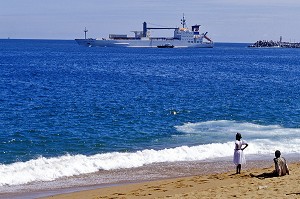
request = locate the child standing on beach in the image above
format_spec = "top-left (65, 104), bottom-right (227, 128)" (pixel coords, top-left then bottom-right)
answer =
top-left (233, 133), bottom-right (248, 174)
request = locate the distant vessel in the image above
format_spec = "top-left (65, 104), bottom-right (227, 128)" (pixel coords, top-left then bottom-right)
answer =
top-left (157, 43), bottom-right (174, 48)
top-left (248, 36), bottom-right (300, 48)
top-left (75, 15), bottom-right (213, 48)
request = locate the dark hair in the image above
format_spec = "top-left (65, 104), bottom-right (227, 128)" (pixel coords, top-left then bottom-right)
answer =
top-left (236, 133), bottom-right (242, 140)
top-left (275, 150), bottom-right (281, 158)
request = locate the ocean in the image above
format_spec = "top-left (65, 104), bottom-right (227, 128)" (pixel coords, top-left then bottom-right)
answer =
top-left (0, 39), bottom-right (299, 198)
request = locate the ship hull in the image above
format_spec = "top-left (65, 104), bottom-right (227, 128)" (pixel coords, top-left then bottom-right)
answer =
top-left (75, 39), bottom-right (213, 48)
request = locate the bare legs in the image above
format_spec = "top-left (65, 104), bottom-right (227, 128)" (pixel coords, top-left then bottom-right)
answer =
top-left (236, 164), bottom-right (241, 174)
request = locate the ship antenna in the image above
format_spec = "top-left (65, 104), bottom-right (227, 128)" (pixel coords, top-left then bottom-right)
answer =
top-left (181, 13), bottom-right (186, 28)
top-left (84, 27), bottom-right (88, 39)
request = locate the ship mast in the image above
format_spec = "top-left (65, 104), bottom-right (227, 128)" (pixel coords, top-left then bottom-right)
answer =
top-left (84, 27), bottom-right (88, 39)
top-left (181, 13), bottom-right (186, 28)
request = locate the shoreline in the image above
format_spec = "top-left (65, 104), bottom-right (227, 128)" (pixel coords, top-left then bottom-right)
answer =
top-left (40, 161), bottom-right (300, 199)
top-left (2, 154), bottom-right (299, 199)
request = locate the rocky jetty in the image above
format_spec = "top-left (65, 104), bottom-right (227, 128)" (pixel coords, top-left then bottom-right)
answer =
top-left (248, 37), bottom-right (300, 48)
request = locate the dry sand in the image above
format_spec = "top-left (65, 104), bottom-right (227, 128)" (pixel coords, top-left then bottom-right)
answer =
top-left (40, 162), bottom-right (300, 199)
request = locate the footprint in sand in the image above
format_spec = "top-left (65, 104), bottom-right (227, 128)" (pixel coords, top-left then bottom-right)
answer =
top-left (112, 192), bottom-right (126, 196)
top-left (175, 183), bottom-right (193, 188)
top-left (188, 178), bottom-right (209, 184)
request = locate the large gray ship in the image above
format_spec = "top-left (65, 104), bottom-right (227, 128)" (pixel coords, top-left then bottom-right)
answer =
top-left (75, 15), bottom-right (213, 48)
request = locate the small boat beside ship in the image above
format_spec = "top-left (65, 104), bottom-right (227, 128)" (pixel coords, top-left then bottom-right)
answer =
top-left (157, 43), bottom-right (174, 48)
top-left (75, 15), bottom-right (213, 48)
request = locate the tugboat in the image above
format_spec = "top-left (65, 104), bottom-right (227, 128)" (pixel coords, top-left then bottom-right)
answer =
top-left (75, 15), bottom-right (213, 48)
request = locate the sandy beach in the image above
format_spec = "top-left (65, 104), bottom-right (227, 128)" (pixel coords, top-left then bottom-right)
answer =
top-left (40, 161), bottom-right (300, 199)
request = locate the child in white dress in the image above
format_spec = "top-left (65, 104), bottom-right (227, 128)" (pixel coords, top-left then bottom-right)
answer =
top-left (233, 133), bottom-right (248, 174)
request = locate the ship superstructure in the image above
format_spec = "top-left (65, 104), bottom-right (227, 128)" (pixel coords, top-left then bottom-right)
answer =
top-left (75, 15), bottom-right (213, 48)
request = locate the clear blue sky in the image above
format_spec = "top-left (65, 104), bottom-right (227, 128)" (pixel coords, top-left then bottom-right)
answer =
top-left (1, 0), bottom-right (299, 43)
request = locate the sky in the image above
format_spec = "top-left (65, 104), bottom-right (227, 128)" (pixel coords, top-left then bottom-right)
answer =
top-left (1, 0), bottom-right (300, 43)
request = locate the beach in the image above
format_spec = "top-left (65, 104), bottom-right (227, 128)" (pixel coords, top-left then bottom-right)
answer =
top-left (39, 161), bottom-right (300, 199)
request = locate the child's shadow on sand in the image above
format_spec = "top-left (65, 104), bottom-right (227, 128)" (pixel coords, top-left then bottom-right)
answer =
top-left (228, 172), bottom-right (277, 179)
top-left (249, 172), bottom-right (278, 179)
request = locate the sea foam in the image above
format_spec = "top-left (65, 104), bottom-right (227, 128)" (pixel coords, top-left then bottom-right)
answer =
top-left (0, 140), bottom-right (299, 186)
top-left (1, 120), bottom-right (299, 186)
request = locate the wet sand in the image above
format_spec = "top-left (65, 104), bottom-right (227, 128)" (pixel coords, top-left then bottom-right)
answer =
top-left (38, 158), bottom-right (300, 199)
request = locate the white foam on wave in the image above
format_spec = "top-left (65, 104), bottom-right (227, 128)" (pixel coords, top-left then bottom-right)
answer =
top-left (175, 120), bottom-right (300, 138)
top-left (1, 139), bottom-right (299, 186)
top-left (1, 120), bottom-right (299, 186)
top-left (175, 120), bottom-right (300, 154)
top-left (0, 142), bottom-right (234, 186)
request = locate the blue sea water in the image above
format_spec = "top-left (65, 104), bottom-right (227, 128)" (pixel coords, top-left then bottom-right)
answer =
top-left (0, 39), bottom-right (300, 190)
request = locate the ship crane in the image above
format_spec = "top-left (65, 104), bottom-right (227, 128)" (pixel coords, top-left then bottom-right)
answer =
top-left (142, 14), bottom-right (187, 37)
top-left (146, 27), bottom-right (178, 30)
top-left (142, 22), bottom-right (178, 37)
top-left (203, 32), bottom-right (212, 42)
